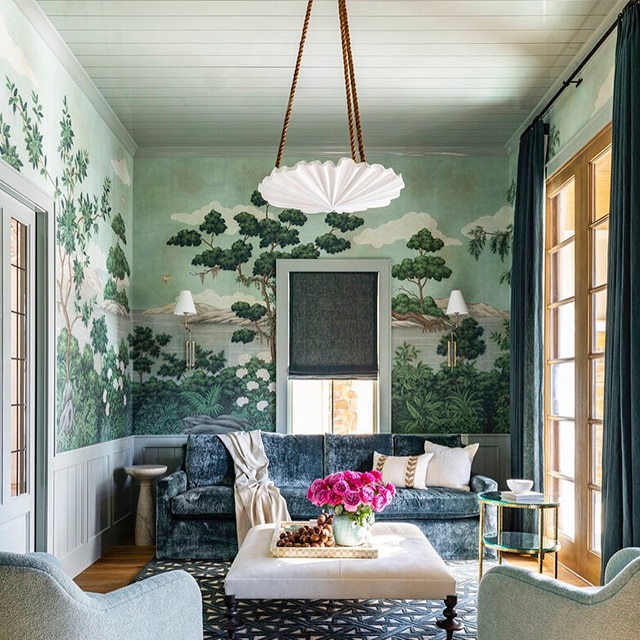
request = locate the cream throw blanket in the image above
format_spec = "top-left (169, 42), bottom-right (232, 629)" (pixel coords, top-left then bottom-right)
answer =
top-left (217, 430), bottom-right (290, 546)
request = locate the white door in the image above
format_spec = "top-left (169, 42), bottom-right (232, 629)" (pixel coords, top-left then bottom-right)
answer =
top-left (0, 189), bottom-right (36, 552)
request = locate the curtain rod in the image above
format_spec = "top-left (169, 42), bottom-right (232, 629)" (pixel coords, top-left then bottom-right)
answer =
top-left (525, 0), bottom-right (638, 134)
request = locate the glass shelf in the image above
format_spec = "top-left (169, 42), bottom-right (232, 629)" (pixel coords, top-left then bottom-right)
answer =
top-left (483, 532), bottom-right (561, 554)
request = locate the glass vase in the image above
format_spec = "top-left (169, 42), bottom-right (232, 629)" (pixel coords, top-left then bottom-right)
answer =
top-left (332, 513), bottom-right (371, 547)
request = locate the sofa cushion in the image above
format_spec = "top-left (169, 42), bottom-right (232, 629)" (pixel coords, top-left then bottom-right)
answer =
top-left (324, 433), bottom-right (393, 474)
top-left (393, 434), bottom-right (462, 457)
top-left (261, 432), bottom-right (325, 488)
top-left (172, 486), bottom-right (235, 517)
top-left (279, 487), bottom-right (322, 519)
top-left (373, 451), bottom-right (433, 489)
top-left (184, 434), bottom-right (235, 488)
top-left (424, 440), bottom-right (479, 490)
top-left (376, 486), bottom-right (480, 520)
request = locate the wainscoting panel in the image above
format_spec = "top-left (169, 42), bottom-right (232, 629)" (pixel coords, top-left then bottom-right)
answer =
top-left (464, 433), bottom-right (511, 491)
top-left (53, 437), bottom-right (134, 576)
top-left (134, 435), bottom-right (187, 474)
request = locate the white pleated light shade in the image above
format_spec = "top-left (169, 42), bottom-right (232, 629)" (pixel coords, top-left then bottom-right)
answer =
top-left (174, 290), bottom-right (196, 316)
top-left (446, 290), bottom-right (468, 316)
top-left (258, 157), bottom-right (404, 214)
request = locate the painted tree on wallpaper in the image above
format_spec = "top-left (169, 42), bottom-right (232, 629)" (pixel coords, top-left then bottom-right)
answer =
top-left (0, 76), bottom-right (131, 451)
top-left (167, 191), bottom-right (364, 362)
top-left (391, 227), bottom-right (450, 330)
top-left (388, 212), bottom-right (511, 433)
top-left (128, 191), bottom-right (366, 434)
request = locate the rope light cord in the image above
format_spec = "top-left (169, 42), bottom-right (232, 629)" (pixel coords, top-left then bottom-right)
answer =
top-left (275, 0), bottom-right (314, 168)
top-left (274, 0), bottom-right (365, 168)
top-left (339, 0), bottom-right (366, 162)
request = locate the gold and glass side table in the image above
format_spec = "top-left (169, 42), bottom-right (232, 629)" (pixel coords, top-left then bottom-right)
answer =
top-left (478, 491), bottom-right (560, 580)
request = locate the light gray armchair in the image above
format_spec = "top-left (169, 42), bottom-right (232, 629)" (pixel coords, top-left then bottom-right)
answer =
top-left (0, 551), bottom-right (203, 640)
top-left (477, 547), bottom-right (640, 640)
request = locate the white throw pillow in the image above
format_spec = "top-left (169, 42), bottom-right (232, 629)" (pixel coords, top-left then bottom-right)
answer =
top-left (372, 451), bottom-right (433, 489)
top-left (423, 440), bottom-right (479, 491)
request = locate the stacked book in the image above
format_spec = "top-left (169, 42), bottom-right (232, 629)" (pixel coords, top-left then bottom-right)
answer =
top-left (501, 490), bottom-right (545, 503)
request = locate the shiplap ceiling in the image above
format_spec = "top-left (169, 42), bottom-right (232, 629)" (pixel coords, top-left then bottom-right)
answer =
top-left (33, 0), bottom-right (626, 156)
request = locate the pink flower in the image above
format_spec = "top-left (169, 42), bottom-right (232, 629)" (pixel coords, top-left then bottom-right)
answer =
top-left (332, 479), bottom-right (349, 495)
top-left (359, 485), bottom-right (375, 505)
top-left (307, 469), bottom-right (395, 516)
top-left (342, 490), bottom-right (361, 512)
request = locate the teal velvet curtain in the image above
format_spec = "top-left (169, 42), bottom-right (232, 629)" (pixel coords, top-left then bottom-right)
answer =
top-left (601, 1), bottom-right (640, 574)
top-left (509, 120), bottom-right (546, 492)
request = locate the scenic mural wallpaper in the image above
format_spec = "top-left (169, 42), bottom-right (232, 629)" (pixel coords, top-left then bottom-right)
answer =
top-left (0, 0), bottom-right (618, 452)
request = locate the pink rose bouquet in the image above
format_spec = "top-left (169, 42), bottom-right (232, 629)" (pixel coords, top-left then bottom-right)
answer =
top-left (307, 470), bottom-right (396, 527)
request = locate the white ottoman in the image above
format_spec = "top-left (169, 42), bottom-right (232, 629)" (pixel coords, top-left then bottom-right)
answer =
top-left (222, 521), bottom-right (461, 639)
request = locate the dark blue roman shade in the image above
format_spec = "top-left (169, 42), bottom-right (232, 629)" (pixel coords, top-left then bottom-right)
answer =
top-left (288, 271), bottom-right (378, 378)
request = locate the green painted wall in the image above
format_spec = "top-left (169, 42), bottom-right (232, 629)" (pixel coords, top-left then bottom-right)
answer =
top-left (0, 0), bottom-right (134, 452)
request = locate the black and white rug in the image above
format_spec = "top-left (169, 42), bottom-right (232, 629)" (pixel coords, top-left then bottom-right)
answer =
top-left (135, 558), bottom-right (489, 640)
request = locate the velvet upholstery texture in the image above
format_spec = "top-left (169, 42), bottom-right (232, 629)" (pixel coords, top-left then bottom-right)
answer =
top-left (0, 551), bottom-right (203, 640)
top-left (156, 432), bottom-right (497, 561)
top-left (477, 547), bottom-right (640, 640)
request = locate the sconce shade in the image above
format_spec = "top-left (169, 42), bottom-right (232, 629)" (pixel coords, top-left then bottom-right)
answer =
top-left (446, 290), bottom-right (468, 316)
top-left (174, 290), bottom-right (196, 316)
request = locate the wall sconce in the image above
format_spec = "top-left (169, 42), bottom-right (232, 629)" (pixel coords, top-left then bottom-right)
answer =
top-left (446, 290), bottom-right (468, 369)
top-left (174, 290), bottom-right (197, 371)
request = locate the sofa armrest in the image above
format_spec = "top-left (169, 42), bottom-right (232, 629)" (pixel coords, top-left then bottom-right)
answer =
top-left (604, 547), bottom-right (640, 583)
top-left (157, 470), bottom-right (187, 501)
top-left (94, 570), bottom-right (203, 639)
top-left (469, 474), bottom-right (498, 494)
top-left (477, 561), bottom-right (640, 640)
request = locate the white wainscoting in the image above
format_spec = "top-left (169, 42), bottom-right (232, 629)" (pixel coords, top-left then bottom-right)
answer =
top-left (53, 437), bottom-right (135, 576)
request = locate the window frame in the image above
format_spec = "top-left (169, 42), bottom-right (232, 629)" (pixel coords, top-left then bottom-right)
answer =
top-left (275, 258), bottom-right (392, 434)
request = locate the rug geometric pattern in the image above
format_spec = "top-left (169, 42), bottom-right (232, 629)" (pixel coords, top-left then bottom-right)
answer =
top-left (135, 559), bottom-right (491, 640)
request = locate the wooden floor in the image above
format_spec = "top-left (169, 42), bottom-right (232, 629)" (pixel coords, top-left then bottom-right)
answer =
top-left (74, 544), bottom-right (591, 594)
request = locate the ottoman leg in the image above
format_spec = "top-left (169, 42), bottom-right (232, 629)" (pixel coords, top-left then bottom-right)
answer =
top-left (435, 594), bottom-right (464, 640)
top-left (221, 594), bottom-right (244, 639)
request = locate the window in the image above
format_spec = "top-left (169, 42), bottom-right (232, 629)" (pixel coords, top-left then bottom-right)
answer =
top-left (545, 124), bottom-right (610, 584)
top-left (276, 259), bottom-right (391, 434)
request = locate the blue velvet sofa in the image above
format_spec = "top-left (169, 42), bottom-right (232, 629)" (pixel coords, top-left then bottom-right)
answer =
top-left (156, 432), bottom-right (497, 561)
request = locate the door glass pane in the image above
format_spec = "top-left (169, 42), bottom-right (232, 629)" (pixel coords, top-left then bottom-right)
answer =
top-left (551, 477), bottom-right (575, 540)
top-left (550, 362), bottom-right (575, 418)
top-left (550, 420), bottom-right (575, 478)
top-left (591, 290), bottom-right (607, 352)
top-left (10, 218), bottom-right (28, 497)
top-left (550, 242), bottom-right (575, 301)
top-left (591, 358), bottom-right (605, 420)
top-left (591, 490), bottom-right (602, 554)
top-left (549, 179), bottom-right (575, 245)
top-left (592, 149), bottom-right (611, 222)
top-left (549, 303), bottom-right (575, 359)
top-left (592, 423), bottom-right (603, 486)
top-left (592, 220), bottom-right (608, 288)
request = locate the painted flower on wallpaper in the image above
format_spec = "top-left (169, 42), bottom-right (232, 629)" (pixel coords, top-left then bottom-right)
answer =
top-left (256, 368), bottom-right (270, 381)
top-left (236, 397), bottom-right (249, 407)
top-left (236, 367), bottom-right (248, 379)
top-left (256, 400), bottom-right (269, 412)
top-left (246, 381), bottom-right (259, 391)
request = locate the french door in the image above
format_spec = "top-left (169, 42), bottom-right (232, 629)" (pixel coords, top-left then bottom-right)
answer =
top-left (0, 189), bottom-right (36, 552)
top-left (544, 125), bottom-right (611, 584)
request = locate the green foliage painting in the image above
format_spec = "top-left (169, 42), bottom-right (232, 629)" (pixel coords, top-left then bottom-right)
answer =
top-left (167, 190), bottom-right (364, 362)
top-left (1, 76), bottom-right (132, 451)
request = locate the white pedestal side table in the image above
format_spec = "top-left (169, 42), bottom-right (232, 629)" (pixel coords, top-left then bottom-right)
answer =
top-left (125, 464), bottom-right (167, 546)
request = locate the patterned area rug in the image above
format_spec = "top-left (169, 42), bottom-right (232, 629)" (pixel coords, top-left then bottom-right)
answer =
top-left (135, 558), bottom-right (490, 640)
